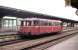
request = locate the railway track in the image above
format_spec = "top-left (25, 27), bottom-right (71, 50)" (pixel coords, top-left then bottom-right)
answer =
top-left (26, 31), bottom-right (78, 50)
top-left (0, 28), bottom-right (78, 50)
top-left (0, 39), bottom-right (26, 46)
top-left (0, 34), bottom-right (20, 43)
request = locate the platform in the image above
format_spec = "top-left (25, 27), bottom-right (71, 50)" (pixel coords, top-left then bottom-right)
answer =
top-left (46, 33), bottom-right (78, 50)
top-left (0, 32), bottom-right (17, 35)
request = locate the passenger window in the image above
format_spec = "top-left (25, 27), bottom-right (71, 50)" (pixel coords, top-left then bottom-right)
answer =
top-left (55, 22), bottom-right (60, 26)
top-left (55, 22), bottom-right (57, 26)
top-left (51, 22), bottom-right (54, 26)
top-left (34, 20), bottom-right (39, 26)
top-left (29, 21), bottom-right (31, 26)
top-left (39, 21), bottom-right (44, 26)
top-left (23, 21), bottom-right (26, 26)
top-left (25, 21), bottom-right (27, 26)
top-left (24, 21), bottom-right (32, 26)
top-left (44, 22), bottom-right (48, 26)
top-left (49, 22), bottom-right (52, 26)
top-left (28, 21), bottom-right (32, 26)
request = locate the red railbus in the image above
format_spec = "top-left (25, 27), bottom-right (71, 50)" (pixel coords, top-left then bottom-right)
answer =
top-left (18, 18), bottom-right (63, 37)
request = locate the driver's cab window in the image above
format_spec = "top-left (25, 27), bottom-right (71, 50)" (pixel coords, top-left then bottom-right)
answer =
top-left (21, 21), bottom-right (24, 26)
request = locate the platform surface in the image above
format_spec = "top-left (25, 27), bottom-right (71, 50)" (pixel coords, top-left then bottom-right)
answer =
top-left (0, 32), bottom-right (17, 35)
top-left (46, 33), bottom-right (78, 50)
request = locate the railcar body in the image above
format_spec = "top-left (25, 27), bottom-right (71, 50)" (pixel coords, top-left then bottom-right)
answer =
top-left (18, 18), bottom-right (63, 36)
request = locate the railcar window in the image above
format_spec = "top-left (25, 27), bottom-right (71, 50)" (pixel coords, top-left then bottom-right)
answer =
top-left (44, 22), bottom-right (48, 26)
top-left (39, 21), bottom-right (43, 26)
top-left (39, 21), bottom-right (49, 26)
top-left (48, 22), bottom-right (61, 26)
top-left (23, 21), bottom-right (26, 26)
top-left (25, 21), bottom-right (32, 26)
top-left (54, 22), bottom-right (60, 26)
top-left (21, 21), bottom-right (24, 26)
top-left (49, 22), bottom-right (52, 26)
top-left (49, 23), bottom-right (51, 26)
top-left (25, 21), bottom-right (27, 26)
top-left (50, 22), bottom-right (55, 26)
top-left (34, 20), bottom-right (39, 26)
top-left (33, 20), bottom-right (49, 26)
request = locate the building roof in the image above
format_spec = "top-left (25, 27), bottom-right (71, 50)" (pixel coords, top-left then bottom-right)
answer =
top-left (0, 6), bottom-right (78, 23)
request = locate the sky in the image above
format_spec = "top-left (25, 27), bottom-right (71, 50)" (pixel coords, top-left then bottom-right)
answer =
top-left (0, 0), bottom-right (78, 21)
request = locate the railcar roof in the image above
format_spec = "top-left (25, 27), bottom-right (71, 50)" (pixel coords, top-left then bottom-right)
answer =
top-left (20, 18), bottom-right (62, 22)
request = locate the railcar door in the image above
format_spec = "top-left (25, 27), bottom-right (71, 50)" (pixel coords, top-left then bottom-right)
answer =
top-left (31, 20), bottom-right (40, 35)
top-left (19, 20), bottom-right (32, 35)
top-left (19, 21), bottom-right (24, 33)
top-left (24, 20), bottom-right (32, 34)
